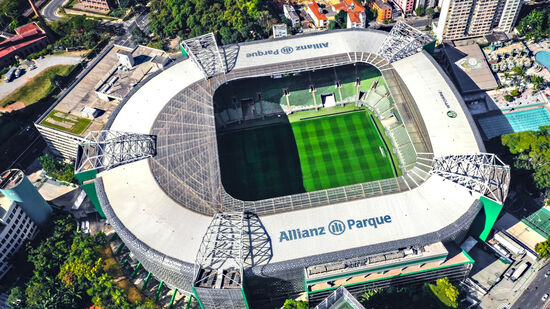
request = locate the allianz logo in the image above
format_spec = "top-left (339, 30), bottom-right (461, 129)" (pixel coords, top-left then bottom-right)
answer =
top-left (279, 215), bottom-right (393, 242)
top-left (245, 42), bottom-right (329, 58)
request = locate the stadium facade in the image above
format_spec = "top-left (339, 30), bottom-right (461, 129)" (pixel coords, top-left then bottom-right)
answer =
top-left (73, 24), bottom-right (510, 308)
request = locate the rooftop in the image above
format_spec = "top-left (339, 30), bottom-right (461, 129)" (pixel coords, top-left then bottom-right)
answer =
top-left (0, 23), bottom-right (47, 59)
top-left (37, 45), bottom-right (168, 137)
top-left (97, 30), bottom-right (485, 270)
top-left (373, 0), bottom-right (392, 10)
top-left (308, 2), bottom-right (328, 20)
top-left (0, 169), bottom-right (24, 190)
top-left (443, 44), bottom-right (498, 93)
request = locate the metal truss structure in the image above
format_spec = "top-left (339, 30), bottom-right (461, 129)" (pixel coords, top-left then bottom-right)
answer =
top-left (181, 33), bottom-right (226, 79)
top-left (430, 153), bottom-right (510, 204)
top-left (272, 24), bottom-right (288, 38)
top-left (377, 21), bottom-right (433, 63)
top-left (75, 130), bottom-right (156, 174)
top-left (194, 212), bottom-right (244, 287)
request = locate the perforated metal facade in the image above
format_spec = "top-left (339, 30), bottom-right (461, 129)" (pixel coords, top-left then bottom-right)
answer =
top-left (149, 54), bottom-right (433, 217)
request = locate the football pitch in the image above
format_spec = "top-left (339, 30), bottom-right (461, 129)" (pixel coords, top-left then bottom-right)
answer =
top-left (217, 108), bottom-right (398, 201)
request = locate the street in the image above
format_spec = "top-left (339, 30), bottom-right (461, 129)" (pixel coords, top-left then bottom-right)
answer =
top-left (513, 263), bottom-right (550, 309)
top-left (42, 0), bottom-right (67, 21)
top-left (113, 10), bottom-right (150, 47)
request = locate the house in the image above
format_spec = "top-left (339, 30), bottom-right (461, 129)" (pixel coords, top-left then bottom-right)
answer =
top-left (0, 23), bottom-right (49, 68)
top-left (332, 0), bottom-right (367, 28)
top-left (306, 2), bottom-right (329, 28)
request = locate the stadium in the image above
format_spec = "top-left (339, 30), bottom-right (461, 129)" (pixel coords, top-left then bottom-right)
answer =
top-left (74, 23), bottom-right (511, 308)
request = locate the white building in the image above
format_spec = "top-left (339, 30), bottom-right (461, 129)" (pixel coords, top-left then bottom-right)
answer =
top-left (306, 2), bottom-right (328, 28)
top-left (0, 198), bottom-right (38, 279)
top-left (493, 0), bottom-right (523, 33)
top-left (435, 0), bottom-right (522, 41)
top-left (283, 5), bottom-right (300, 28)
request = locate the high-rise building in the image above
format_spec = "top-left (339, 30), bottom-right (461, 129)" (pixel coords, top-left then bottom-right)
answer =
top-left (435, 0), bottom-right (522, 41)
top-left (0, 169), bottom-right (51, 280)
top-left (493, 0), bottom-right (523, 33)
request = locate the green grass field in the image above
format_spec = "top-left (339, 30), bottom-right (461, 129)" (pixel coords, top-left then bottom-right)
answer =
top-left (0, 65), bottom-right (74, 107)
top-left (217, 108), bottom-right (398, 200)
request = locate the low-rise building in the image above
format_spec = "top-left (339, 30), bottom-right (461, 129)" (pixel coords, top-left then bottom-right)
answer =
top-left (35, 45), bottom-right (172, 159)
top-left (306, 2), bottom-right (329, 28)
top-left (332, 0), bottom-right (367, 28)
top-left (283, 5), bottom-right (301, 28)
top-left (0, 23), bottom-right (49, 68)
top-left (371, 0), bottom-right (393, 22)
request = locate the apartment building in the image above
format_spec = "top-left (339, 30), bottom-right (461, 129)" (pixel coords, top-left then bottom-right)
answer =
top-left (333, 0), bottom-right (367, 28)
top-left (435, 0), bottom-right (522, 41)
top-left (371, 0), bottom-right (393, 22)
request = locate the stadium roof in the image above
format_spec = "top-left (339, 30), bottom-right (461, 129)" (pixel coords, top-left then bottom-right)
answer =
top-left (98, 29), bottom-right (487, 268)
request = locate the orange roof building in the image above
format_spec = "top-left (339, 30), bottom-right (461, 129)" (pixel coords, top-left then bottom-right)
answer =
top-left (306, 2), bottom-right (329, 28)
top-left (371, 0), bottom-right (393, 22)
top-left (332, 0), bottom-right (367, 28)
top-left (0, 23), bottom-right (49, 67)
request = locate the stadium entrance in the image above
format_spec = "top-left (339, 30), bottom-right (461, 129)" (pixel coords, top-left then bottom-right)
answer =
top-left (214, 64), bottom-right (401, 201)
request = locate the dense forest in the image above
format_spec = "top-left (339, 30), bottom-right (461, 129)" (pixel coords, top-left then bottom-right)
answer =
top-left (148, 0), bottom-right (278, 44)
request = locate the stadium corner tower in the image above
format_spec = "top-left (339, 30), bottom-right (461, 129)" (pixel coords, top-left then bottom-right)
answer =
top-left (75, 23), bottom-right (510, 308)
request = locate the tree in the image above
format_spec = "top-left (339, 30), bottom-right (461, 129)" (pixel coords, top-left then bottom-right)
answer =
top-left (502, 126), bottom-right (550, 189)
top-left (428, 278), bottom-right (459, 308)
top-left (512, 66), bottom-right (526, 80)
top-left (531, 75), bottom-right (546, 90)
top-left (282, 299), bottom-right (309, 309)
top-left (328, 20), bottom-right (337, 30)
top-left (131, 26), bottom-right (148, 45)
top-left (366, 8), bottom-right (378, 22)
top-left (39, 154), bottom-right (75, 182)
top-left (7, 286), bottom-right (23, 308)
top-left (510, 89), bottom-right (520, 97)
top-left (426, 7), bottom-right (435, 19)
top-left (415, 6), bottom-right (426, 16)
top-left (504, 94), bottom-right (513, 102)
top-left (517, 9), bottom-right (550, 41)
top-left (536, 237), bottom-right (550, 258)
top-left (335, 10), bottom-right (347, 28)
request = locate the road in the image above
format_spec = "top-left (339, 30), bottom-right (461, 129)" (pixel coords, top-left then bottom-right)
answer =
top-left (512, 263), bottom-right (550, 309)
top-left (0, 55), bottom-right (82, 100)
top-left (42, 0), bottom-right (67, 21)
top-left (113, 10), bottom-right (150, 47)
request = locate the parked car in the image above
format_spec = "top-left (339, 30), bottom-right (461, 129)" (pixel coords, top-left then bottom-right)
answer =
top-left (29, 64), bottom-right (37, 70)
top-left (542, 294), bottom-right (548, 301)
top-left (545, 270), bottom-right (550, 278)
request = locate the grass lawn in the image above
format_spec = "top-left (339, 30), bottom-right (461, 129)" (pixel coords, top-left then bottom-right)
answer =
top-left (217, 107), bottom-right (399, 200)
top-left (0, 65), bottom-right (74, 108)
top-left (41, 110), bottom-right (92, 135)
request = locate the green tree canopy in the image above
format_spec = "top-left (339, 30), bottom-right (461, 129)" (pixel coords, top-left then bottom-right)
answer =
top-left (517, 9), bottom-right (550, 41)
top-left (502, 126), bottom-right (550, 189)
top-left (335, 10), bottom-right (347, 28)
top-left (428, 277), bottom-right (459, 308)
top-left (148, 0), bottom-right (276, 44)
top-left (536, 236), bottom-right (550, 259)
top-left (282, 299), bottom-right (309, 309)
top-left (426, 7), bottom-right (435, 19)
